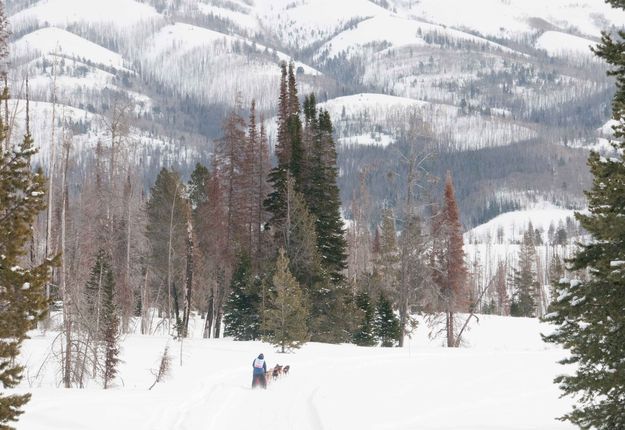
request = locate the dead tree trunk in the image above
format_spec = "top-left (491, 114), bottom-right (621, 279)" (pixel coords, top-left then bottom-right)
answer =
top-left (182, 214), bottom-right (194, 338)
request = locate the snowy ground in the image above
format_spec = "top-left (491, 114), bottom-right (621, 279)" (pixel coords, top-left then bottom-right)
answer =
top-left (16, 315), bottom-right (575, 430)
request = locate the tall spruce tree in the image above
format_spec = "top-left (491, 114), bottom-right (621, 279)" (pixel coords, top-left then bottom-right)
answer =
top-left (84, 249), bottom-right (113, 339)
top-left (145, 168), bottom-right (189, 325)
top-left (224, 253), bottom-right (260, 341)
top-left (543, 4), bottom-right (625, 425)
top-left (98, 252), bottom-right (119, 389)
top-left (374, 293), bottom-right (401, 347)
top-left (0, 75), bottom-right (52, 426)
top-left (307, 109), bottom-right (348, 284)
top-left (263, 249), bottom-right (309, 352)
top-left (353, 290), bottom-right (376, 346)
top-left (510, 231), bottom-right (538, 317)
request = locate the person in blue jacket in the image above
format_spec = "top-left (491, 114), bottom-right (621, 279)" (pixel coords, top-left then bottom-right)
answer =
top-left (252, 353), bottom-right (267, 389)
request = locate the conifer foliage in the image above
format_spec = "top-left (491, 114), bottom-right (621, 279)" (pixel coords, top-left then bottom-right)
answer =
top-left (263, 249), bottom-right (309, 352)
top-left (543, 3), bottom-right (625, 427)
top-left (431, 173), bottom-right (468, 347)
top-left (0, 12), bottom-right (52, 422)
top-left (353, 291), bottom-right (376, 346)
top-left (374, 293), bottom-right (401, 347)
top-left (98, 252), bottom-right (120, 389)
top-left (510, 231), bottom-right (538, 317)
top-left (224, 254), bottom-right (260, 341)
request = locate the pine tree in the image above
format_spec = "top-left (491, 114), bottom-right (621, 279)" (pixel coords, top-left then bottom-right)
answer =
top-left (188, 163), bottom-right (210, 209)
top-left (353, 290), bottom-right (376, 346)
top-left (431, 172), bottom-right (468, 347)
top-left (84, 249), bottom-right (112, 339)
top-left (510, 231), bottom-right (538, 317)
top-left (263, 249), bottom-right (309, 352)
top-left (374, 293), bottom-right (401, 347)
top-left (548, 251), bottom-right (565, 298)
top-left (543, 6), bottom-right (625, 424)
top-left (0, 72), bottom-right (52, 426)
top-left (224, 253), bottom-right (260, 340)
top-left (307, 109), bottom-right (348, 284)
top-left (265, 63), bottom-right (293, 231)
top-left (145, 168), bottom-right (189, 325)
top-left (218, 102), bottom-right (249, 253)
top-left (98, 251), bottom-right (119, 389)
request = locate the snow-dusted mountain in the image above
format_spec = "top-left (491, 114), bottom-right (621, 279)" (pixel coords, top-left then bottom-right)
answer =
top-left (6, 0), bottom-right (619, 226)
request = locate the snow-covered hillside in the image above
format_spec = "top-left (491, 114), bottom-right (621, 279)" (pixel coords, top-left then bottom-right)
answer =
top-left (321, 93), bottom-right (536, 150)
top-left (4, 0), bottom-right (611, 232)
top-left (17, 315), bottom-right (575, 430)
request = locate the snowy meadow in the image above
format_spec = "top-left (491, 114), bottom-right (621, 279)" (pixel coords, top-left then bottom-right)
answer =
top-left (18, 315), bottom-right (574, 430)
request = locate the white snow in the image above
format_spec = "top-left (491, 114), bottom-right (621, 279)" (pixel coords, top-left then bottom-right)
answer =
top-left (338, 132), bottom-right (395, 147)
top-left (321, 93), bottom-right (536, 150)
top-left (535, 31), bottom-right (597, 58)
top-left (197, 3), bottom-right (259, 33)
top-left (12, 27), bottom-right (127, 70)
top-left (10, 0), bottom-right (160, 28)
top-left (398, 0), bottom-right (625, 40)
top-left (466, 203), bottom-right (576, 244)
top-left (15, 314), bottom-right (575, 430)
top-left (320, 14), bottom-right (520, 59)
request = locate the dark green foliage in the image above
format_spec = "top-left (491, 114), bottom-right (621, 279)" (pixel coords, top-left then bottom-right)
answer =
top-left (543, 158), bottom-right (625, 429)
top-left (97, 251), bottom-right (120, 389)
top-left (145, 168), bottom-right (189, 319)
top-left (84, 249), bottom-right (111, 337)
top-left (510, 231), bottom-right (538, 317)
top-left (542, 9), bottom-right (625, 428)
top-left (306, 109), bottom-right (348, 285)
top-left (353, 291), bottom-right (376, 346)
top-left (374, 294), bottom-right (401, 347)
top-left (264, 67), bottom-right (349, 344)
top-left (188, 163), bottom-right (210, 208)
top-left (224, 254), bottom-right (261, 340)
top-left (0, 79), bottom-right (53, 426)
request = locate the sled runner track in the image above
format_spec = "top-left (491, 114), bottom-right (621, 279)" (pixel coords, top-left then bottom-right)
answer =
top-left (306, 387), bottom-right (325, 430)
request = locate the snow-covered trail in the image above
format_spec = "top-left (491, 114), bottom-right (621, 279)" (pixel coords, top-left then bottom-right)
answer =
top-left (149, 346), bottom-right (572, 430)
top-left (18, 315), bottom-right (576, 430)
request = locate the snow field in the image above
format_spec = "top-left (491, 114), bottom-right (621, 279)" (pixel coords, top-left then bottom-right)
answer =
top-left (11, 27), bottom-right (127, 70)
top-left (10, 0), bottom-right (160, 28)
top-left (17, 315), bottom-right (576, 430)
top-left (321, 93), bottom-right (536, 150)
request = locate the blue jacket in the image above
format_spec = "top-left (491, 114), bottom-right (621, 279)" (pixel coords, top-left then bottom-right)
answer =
top-left (253, 357), bottom-right (267, 375)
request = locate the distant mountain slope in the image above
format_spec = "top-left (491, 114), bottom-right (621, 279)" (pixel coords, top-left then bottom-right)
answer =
top-left (5, 0), bottom-right (614, 225)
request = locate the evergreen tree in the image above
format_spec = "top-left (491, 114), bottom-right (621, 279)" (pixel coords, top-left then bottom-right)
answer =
top-left (188, 163), bottom-right (210, 208)
top-left (431, 173), bottom-right (468, 347)
top-left (98, 251), bottom-right (119, 389)
top-left (374, 293), bottom-right (401, 347)
top-left (307, 109), bottom-right (348, 284)
top-left (84, 249), bottom-right (113, 339)
top-left (0, 75), bottom-right (52, 426)
top-left (510, 231), bottom-right (538, 317)
top-left (145, 168), bottom-right (189, 323)
top-left (543, 7), bottom-right (625, 425)
top-left (353, 290), bottom-right (376, 346)
top-left (281, 175), bottom-right (322, 288)
top-left (224, 254), bottom-right (260, 340)
top-left (548, 251), bottom-right (565, 294)
top-left (263, 249), bottom-right (309, 352)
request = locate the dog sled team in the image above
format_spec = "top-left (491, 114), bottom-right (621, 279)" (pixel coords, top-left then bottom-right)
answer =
top-left (252, 353), bottom-right (290, 389)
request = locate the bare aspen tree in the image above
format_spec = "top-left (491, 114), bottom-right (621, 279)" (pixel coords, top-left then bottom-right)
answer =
top-left (44, 55), bottom-right (58, 307)
top-left (59, 116), bottom-right (73, 388)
